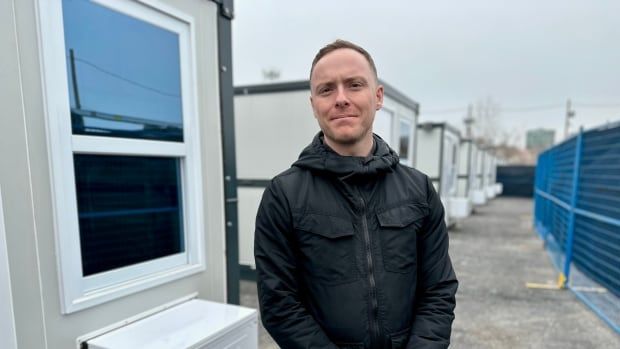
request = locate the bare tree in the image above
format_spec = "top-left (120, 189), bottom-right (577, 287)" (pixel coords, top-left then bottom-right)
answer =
top-left (473, 96), bottom-right (502, 146)
top-left (497, 128), bottom-right (523, 147)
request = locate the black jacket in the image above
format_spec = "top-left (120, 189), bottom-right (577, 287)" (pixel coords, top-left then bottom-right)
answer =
top-left (255, 133), bottom-right (458, 349)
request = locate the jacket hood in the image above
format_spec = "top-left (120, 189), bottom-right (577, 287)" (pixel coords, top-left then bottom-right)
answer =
top-left (292, 132), bottom-right (400, 178)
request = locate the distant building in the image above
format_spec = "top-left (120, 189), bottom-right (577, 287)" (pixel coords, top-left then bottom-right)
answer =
top-left (526, 129), bottom-right (555, 151)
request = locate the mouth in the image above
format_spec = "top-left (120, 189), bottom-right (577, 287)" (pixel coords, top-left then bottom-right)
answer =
top-left (330, 114), bottom-right (357, 121)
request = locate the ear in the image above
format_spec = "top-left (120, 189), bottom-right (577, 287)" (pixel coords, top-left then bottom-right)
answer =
top-left (375, 84), bottom-right (384, 110)
top-left (309, 95), bottom-right (318, 119)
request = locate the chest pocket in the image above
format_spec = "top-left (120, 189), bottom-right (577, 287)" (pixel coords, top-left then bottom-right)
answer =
top-left (377, 204), bottom-right (428, 273)
top-left (294, 213), bottom-right (357, 284)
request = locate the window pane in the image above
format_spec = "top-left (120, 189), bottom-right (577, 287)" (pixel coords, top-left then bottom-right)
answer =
top-left (62, 0), bottom-right (183, 142)
top-left (374, 109), bottom-right (393, 146)
top-left (399, 119), bottom-right (411, 160)
top-left (74, 155), bottom-right (184, 276)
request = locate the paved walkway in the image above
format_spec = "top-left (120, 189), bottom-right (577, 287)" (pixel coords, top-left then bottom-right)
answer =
top-left (241, 197), bottom-right (620, 348)
top-left (450, 197), bottom-right (618, 348)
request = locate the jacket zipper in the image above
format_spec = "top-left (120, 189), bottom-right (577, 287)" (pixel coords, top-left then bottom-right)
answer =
top-left (359, 196), bottom-right (381, 348)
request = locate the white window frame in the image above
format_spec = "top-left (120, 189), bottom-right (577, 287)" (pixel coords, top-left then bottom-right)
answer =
top-left (37, 0), bottom-right (205, 313)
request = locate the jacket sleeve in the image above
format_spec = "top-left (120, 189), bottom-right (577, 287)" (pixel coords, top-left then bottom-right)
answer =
top-left (406, 176), bottom-right (459, 349)
top-left (254, 179), bottom-right (339, 349)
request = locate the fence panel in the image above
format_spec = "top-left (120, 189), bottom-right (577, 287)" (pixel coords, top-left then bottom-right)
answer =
top-left (496, 165), bottom-right (535, 197)
top-left (534, 122), bottom-right (620, 334)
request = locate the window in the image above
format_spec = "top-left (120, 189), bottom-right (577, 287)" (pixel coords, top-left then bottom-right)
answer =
top-left (40, 0), bottom-right (205, 313)
top-left (65, 3), bottom-right (184, 142)
top-left (375, 108), bottom-right (415, 166)
top-left (74, 155), bottom-right (184, 276)
top-left (398, 118), bottom-right (412, 165)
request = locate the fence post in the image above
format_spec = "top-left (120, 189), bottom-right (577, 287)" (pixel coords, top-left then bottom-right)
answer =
top-left (544, 154), bottom-right (550, 238)
top-left (562, 128), bottom-right (584, 286)
top-left (542, 153), bottom-right (550, 240)
top-left (534, 156), bottom-right (540, 228)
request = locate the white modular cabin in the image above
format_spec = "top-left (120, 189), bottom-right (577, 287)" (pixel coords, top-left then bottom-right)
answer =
top-left (415, 123), bottom-right (462, 228)
top-left (234, 80), bottom-right (420, 274)
top-left (454, 139), bottom-right (477, 218)
top-left (485, 152), bottom-right (503, 198)
top-left (472, 145), bottom-right (488, 205)
top-left (457, 139), bottom-right (477, 199)
top-left (483, 150), bottom-right (498, 199)
top-left (475, 147), bottom-right (500, 201)
top-left (0, 1), bottom-right (256, 348)
top-left (491, 154), bottom-right (503, 196)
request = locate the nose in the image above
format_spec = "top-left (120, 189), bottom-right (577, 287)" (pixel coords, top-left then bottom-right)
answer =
top-left (334, 85), bottom-right (350, 108)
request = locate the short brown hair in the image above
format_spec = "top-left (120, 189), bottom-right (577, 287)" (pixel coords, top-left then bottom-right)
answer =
top-left (310, 39), bottom-right (378, 81)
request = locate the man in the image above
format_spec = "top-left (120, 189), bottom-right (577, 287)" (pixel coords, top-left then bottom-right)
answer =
top-left (255, 39), bottom-right (458, 349)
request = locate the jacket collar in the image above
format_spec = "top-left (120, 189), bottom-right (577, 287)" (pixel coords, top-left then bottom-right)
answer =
top-left (292, 132), bottom-right (400, 179)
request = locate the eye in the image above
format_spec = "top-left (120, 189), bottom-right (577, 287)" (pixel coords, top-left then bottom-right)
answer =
top-left (350, 81), bottom-right (364, 89)
top-left (318, 86), bottom-right (333, 95)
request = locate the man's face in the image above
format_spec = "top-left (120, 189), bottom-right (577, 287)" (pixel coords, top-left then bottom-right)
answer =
top-left (310, 48), bottom-right (384, 148)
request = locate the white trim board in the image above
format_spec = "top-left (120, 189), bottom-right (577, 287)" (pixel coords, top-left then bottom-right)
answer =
top-left (0, 187), bottom-right (18, 349)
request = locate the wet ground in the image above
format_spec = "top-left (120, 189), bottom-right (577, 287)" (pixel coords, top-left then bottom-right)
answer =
top-left (240, 197), bottom-right (620, 348)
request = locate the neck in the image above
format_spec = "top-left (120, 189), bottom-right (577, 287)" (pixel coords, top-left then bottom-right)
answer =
top-left (324, 133), bottom-right (374, 157)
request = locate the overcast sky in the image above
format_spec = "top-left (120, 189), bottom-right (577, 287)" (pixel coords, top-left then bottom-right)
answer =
top-left (232, 0), bottom-right (620, 147)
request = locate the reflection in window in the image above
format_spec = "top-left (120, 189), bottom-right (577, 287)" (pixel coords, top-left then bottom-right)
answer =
top-left (374, 109), bottom-right (393, 146)
top-left (74, 155), bottom-right (184, 276)
top-left (62, 0), bottom-right (183, 142)
top-left (399, 119), bottom-right (411, 161)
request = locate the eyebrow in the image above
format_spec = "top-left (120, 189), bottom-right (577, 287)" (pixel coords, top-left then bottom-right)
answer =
top-left (313, 76), bottom-right (369, 93)
top-left (344, 76), bottom-right (368, 85)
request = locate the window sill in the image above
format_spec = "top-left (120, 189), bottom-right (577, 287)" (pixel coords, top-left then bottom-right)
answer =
top-left (64, 263), bottom-right (205, 314)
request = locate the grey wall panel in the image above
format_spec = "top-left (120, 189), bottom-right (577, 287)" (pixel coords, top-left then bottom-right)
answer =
top-left (234, 90), bottom-right (320, 179)
top-left (415, 127), bottom-right (441, 178)
top-left (457, 178), bottom-right (468, 197)
top-left (458, 142), bottom-right (469, 175)
top-left (0, 1), bottom-right (47, 346)
top-left (237, 188), bottom-right (266, 268)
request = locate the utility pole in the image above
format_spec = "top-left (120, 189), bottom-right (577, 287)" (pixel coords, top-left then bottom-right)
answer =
top-left (69, 48), bottom-right (81, 110)
top-left (463, 104), bottom-right (474, 138)
top-left (564, 98), bottom-right (575, 139)
top-left (69, 48), bottom-right (85, 131)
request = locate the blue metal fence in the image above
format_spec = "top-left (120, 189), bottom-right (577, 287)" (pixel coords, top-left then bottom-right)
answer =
top-left (534, 121), bottom-right (620, 334)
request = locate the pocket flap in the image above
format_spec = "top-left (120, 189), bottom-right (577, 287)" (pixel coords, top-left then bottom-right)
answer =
top-left (390, 327), bottom-right (411, 348)
top-left (377, 204), bottom-right (428, 228)
top-left (294, 213), bottom-right (354, 239)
